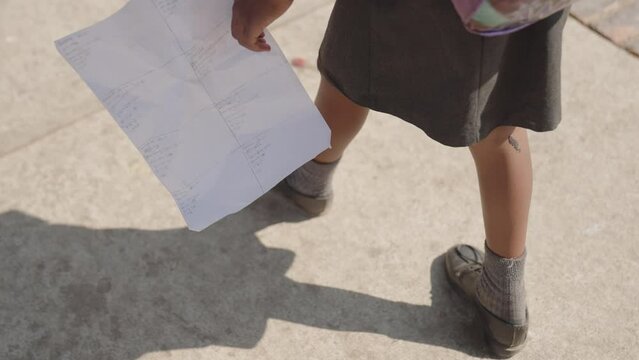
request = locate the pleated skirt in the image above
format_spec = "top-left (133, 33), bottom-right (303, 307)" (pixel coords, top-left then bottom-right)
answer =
top-left (317, 0), bottom-right (570, 147)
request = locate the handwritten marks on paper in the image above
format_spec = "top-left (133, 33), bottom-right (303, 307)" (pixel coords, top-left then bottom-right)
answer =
top-left (55, 0), bottom-right (330, 230)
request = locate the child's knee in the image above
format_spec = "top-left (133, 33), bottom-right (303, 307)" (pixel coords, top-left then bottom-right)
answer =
top-left (473, 126), bottom-right (520, 148)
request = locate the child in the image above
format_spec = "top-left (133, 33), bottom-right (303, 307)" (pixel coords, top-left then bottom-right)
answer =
top-left (232, 0), bottom-right (569, 357)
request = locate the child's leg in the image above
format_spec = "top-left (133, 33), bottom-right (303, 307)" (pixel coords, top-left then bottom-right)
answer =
top-left (468, 126), bottom-right (531, 258)
top-left (313, 76), bottom-right (369, 163)
top-left (285, 77), bottom-right (368, 212)
top-left (468, 125), bottom-right (531, 324)
top-left (284, 76), bottom-right (368, 202)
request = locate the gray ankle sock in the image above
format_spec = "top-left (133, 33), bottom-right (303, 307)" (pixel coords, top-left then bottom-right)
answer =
top-left (285, 158), bottom-right (340, 198)
top-left (475, 241), bottom-right (527, 324)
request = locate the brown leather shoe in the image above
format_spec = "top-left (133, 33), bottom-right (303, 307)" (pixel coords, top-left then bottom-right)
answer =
top-left (444, 244), bottom-right (529, 359)
top-left (274, 179), bottom-right (332, 217)
top-left (445, 244), bottom-right (484, 298)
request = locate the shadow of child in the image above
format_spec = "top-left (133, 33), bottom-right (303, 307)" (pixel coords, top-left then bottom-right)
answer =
top-left (0, 191), bottom-right (486, 359)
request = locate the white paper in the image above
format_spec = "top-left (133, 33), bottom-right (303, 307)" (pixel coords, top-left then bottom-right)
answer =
top-left (55, 0), bottom-right (331, 231)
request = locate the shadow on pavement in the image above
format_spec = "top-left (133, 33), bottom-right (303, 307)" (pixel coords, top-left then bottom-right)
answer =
top-left (0, 190), bottom-right (487, 359)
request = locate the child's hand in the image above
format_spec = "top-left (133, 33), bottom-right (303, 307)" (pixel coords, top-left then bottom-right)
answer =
top-left (231, 0), bottom-right (293, 52)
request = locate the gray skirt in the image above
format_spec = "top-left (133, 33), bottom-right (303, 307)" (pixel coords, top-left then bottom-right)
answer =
top-left (317, 0), bottom-right (570, 147)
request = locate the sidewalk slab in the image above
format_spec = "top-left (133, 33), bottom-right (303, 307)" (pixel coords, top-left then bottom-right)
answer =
top-left (1, 2), bottom-right (638, 360)
top-left (0, 0), bottom-right (128, 157)
top-left (0, 0), bottom-right (330, 158)
top-left (571, 0), bottom-right (639, 56)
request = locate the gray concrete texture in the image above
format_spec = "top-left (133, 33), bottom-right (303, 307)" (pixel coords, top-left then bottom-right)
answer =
top-left (571, 0), bottom-right (639, 56)
top-left (1, 0), bottom-right (638, 359)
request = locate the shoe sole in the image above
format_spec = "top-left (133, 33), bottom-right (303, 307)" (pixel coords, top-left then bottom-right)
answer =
top-left (274, 180), bottom-right (332, 217)
top-left (485, 334), bottom-right (526, 359)
top-left (475, 299), bottom-right (528, 359)
top-left (443, 246), bottom-right (527, 359)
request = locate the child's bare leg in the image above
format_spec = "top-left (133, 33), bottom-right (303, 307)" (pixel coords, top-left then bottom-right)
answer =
top-left (284, 76), bottom-right (369, 207)
top-left (468, 125), bottom-right (531, 324)
top-left (313, 76), bottom-right (369, 163)
top-left (468, 126), bottom-right (531, 258)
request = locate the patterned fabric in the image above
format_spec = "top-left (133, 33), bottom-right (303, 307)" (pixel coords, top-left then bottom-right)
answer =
top-left (475, 242), bottom-right (528, 324)
top-left (284, 159), bottom-right (340, 199)
top-left (451, 0), bottom-right (577, 35)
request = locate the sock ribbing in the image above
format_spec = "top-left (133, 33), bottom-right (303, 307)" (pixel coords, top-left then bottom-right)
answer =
top-left (284, 158), bottom-right (340, 198)
top-left (475, 241), bottom-right (527, 324)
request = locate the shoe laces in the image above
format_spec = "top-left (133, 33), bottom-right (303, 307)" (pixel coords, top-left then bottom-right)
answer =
top-left (455, 246), bottom-right (484, 278)
top-left (456, 263), bottom-right (483, 280)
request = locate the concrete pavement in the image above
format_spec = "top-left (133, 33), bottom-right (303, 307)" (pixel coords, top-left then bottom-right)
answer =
top-left (571, 0), bottom-right (639, 56)
top-left (1, 1), bottom-right (638, 359)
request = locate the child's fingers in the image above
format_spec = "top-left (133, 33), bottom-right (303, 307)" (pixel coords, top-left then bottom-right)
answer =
top-left (256, 40), bottom-right (271, 51)
top-left (234, 22), bottom-right (266, 51)
top-left (256, 31), bottom-right (270, 50)
top-left (243, 24), bottom-right (271, 52)
top-left (255, 36), bottom-right (270, 51)
top-left (231, 10), bottom-right (267, 51)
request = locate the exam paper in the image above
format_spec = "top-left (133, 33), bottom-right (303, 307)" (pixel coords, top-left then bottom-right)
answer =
top-left (55, 0), bottom-right (331, 231)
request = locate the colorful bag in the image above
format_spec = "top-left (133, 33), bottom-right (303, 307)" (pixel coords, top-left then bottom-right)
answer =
top-left (451, 0), bottom-right (577, 36)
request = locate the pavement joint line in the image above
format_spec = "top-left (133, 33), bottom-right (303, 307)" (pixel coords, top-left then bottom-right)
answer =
top-left (5, 6), bottom-right (633, 162)
top-left (581, 0), bottom-right (636, 23)
top-left (0, 4), bottom-right (331, 160)
top-left (0, 1), bottom-right (332, 161)
top-left (0, 108), bottom-right (104, 160)
top-left (569, 13), bottom-right (639, 58)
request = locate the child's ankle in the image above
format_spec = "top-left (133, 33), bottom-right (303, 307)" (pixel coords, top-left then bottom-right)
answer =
top-left (285, 158), bottom-right (341, 198)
